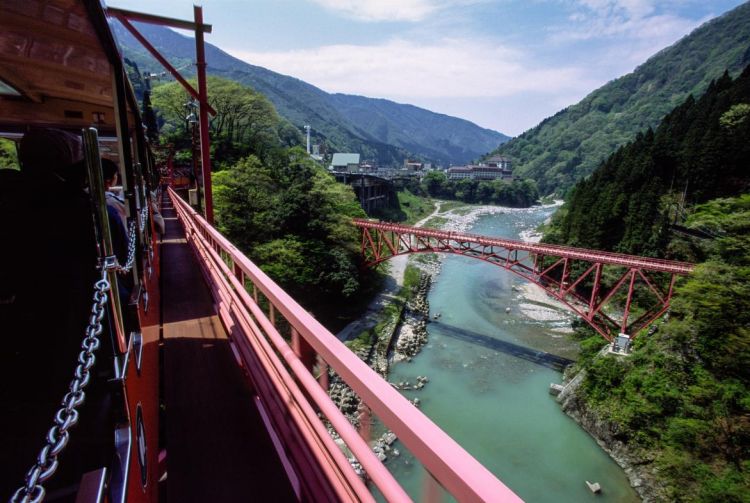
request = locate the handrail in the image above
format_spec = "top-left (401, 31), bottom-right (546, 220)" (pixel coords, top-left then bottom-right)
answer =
top-left (353, 218), bottom-right (695, 275)
top-left (171, 192), bottom-right (389, 501)
top-left (168, 188), bottom-right (522, 502)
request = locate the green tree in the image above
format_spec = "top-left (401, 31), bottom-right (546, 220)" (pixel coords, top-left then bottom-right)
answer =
top-left (212, 147), bottom-right (369, 314)
top-left (142, 90), bottom-right (159, 144)
top-left (151, 76), bottom-right (298, 166)
top-left (0, 138), bottom-right (18, 170)
top-left (423, 171), bottom-right (447, 197)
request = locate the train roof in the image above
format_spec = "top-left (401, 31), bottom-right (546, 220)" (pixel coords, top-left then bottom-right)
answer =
top-left (0, 0), bottom-right (124, 135)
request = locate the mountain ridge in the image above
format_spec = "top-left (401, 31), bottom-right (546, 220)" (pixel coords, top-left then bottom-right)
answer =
top-left (489, 1), bottom-right (750, 194)
top-left (113, 22), bottom-right (508, 166)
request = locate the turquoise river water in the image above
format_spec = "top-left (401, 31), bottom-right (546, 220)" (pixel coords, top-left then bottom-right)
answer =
top-left (383, 206), bottom-right (639, 502)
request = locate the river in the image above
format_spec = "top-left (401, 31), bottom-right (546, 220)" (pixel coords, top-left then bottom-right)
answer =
top-left (382, 205), bottom-right (639, 502)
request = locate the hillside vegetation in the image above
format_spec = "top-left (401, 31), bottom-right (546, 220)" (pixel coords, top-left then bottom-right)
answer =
top-left (150, 76), bottom-right (377, 326)
top-left (490, 1), bottom-right (750, 195)
top-left (548, 65), bottom-right (750, 501)
top-left (114, 22), bottom-right (507, 166)
top-left (546, 66), bottom-right (750, 257)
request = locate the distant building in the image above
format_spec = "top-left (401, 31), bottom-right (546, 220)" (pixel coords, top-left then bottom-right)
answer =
top-left (484, 155), bottom-right (512, 170)
top-left (311, 144), bottom-right (324, 162)
top-left (446, 158), bottom-right (513, 180)
top-left (403, 159), bottom-right (423, 171)
top-left (446, 166), bottom-right (473, 180)
top-left (330, 153), bottom-right (361, 172)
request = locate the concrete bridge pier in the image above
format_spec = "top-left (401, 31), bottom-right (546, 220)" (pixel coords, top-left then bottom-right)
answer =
top-left (334, 172), bottom-right (395, 215)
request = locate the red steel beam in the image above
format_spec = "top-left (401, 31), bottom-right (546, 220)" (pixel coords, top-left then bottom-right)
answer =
top-left (107, 6), bottom-right (213, 32)
top-left (354, 219), bottom-right (695, 275)
top-left (111, 15), bottom-right (217, 116)
top-left (355, 219), bottom-right (694, 340)
top-left (194, 5), bottom-right (214, 224)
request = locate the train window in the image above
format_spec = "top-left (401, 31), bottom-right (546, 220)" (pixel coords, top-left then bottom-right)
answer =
top-left (0, 138), bottom-right (19, 170)
top-left (0, 78), bottom-right (20, 96)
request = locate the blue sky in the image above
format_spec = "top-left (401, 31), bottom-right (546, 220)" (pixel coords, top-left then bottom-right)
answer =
top-left (109, 0), bottom-right (747, 136)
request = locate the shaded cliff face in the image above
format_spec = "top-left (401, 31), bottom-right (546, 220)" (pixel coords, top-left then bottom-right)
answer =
top-left (114, 23), bottom-right (508, 167)
top-left (557, 369), bottom-right (668, 502)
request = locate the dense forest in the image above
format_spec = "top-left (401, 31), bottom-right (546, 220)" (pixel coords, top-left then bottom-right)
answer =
top-left (548, 66), bottom-right (750, 501)
top-left (545, 66), bottom-right (750, 257)
top-left (150, 77), bottom-right (377, 325)
top-left (489, 1), bottom-right (750, 195)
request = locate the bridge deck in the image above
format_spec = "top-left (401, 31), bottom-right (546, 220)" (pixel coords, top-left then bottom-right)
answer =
top-left (160, 193), bottom-right (296, 502)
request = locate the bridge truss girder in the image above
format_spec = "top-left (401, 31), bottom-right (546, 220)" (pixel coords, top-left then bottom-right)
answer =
top-left (356, 220), bottom-right (693, 342)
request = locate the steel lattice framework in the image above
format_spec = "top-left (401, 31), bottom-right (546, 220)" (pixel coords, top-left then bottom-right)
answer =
top-left (354, 219), bottom-right (695, 342)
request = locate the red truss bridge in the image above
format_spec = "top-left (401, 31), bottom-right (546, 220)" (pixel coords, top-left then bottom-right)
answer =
top-left (354, 219), bottom-right (695, 345)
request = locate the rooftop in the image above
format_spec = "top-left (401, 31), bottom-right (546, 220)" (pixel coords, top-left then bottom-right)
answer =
top-left (331, 153), bottom-right (361, 166)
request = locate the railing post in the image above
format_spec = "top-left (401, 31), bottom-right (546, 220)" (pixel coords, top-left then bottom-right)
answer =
top-left (291, 328), bottom-right (316, 373)
top-left (424, 472), bottom-right (444, 503)
top-left (317, 357), bottom-right (329, 391)
top-left (358, 402), bottom-right (372, 443)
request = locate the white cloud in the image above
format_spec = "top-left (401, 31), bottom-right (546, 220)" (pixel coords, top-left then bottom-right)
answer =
top-left (307, 0), bottom-right (482, 22)
top-left (554, 0), bottom-right (707, 42)
top-left (227, 38), bottom-right (593, 102)
top-left (309, 0), bottom-right (436, 21)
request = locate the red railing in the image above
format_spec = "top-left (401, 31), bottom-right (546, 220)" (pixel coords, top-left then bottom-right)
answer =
top-left (169, 188), bottom-right (522, 502)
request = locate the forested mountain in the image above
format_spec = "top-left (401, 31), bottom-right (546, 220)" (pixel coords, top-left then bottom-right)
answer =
top-left (112, 23), bottom-right (507, 166)
top-left (548, 65), bottom-right (750, 501)
top-left (489, 1), bottom-right (750, 195)
top-left (328, 94), bottom-right (505, 164)
top-left (546, 66), bottom-right (750, 257)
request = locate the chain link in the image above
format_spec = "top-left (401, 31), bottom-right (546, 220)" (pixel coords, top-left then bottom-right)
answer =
top-left (115, 220), bottom-right (137, 274)
top-left (139, 203), bottom-right (149, 233)
top-left (11, 270), bottom-right (111, 503)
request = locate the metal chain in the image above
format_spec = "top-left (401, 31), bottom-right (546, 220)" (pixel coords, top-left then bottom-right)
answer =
top-left (139, 203), bottom-right (149, 233)
top-left (10, 269), bottom-right (111, 503)
top-left (116, 220), bottom-right (137, 274)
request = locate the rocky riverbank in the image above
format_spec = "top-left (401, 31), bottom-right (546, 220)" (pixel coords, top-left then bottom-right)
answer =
top-left (392, 273), bottom-right (431, 361)
top-left (557, 364), bottom-right (667, 501)
top-left (326, 267), bottom-right (432, 461)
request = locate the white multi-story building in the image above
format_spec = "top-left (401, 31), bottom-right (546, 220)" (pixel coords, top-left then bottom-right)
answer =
top-left (446, 157), bottom-right (513, 180)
